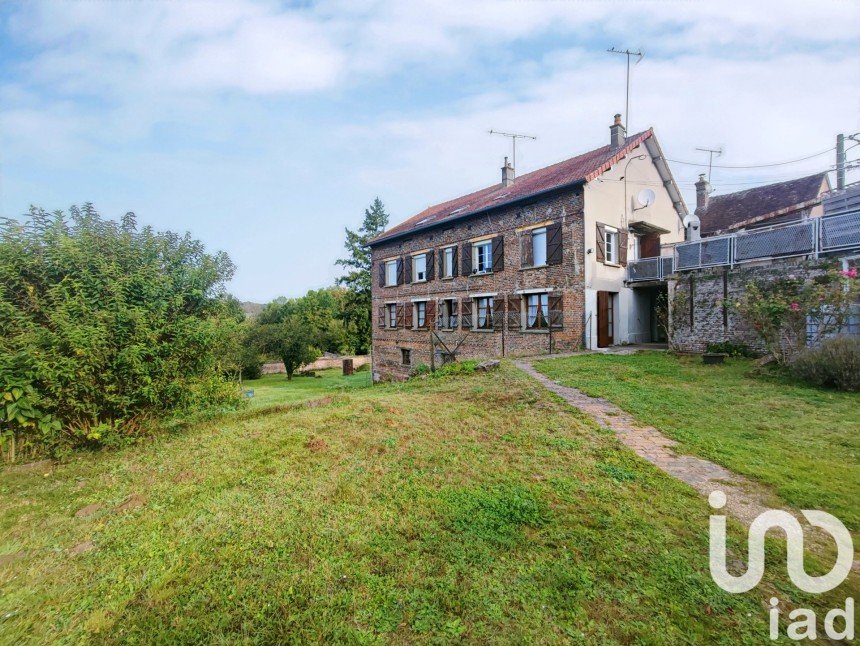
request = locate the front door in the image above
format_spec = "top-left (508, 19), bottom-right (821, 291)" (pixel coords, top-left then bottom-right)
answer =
top-left (597, 291), bottom-right (614, 348)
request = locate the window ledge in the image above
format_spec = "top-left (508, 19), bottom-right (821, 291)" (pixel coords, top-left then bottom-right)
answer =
top-left (471, 328), bottom-right (496, 333)
top-left (522, 329), bottom-right (550, 334)
top-left (471, 271), bottom-right (494, 276)
top-left (519, 264), bottom-right (548, 272)
top-left (603, 262), bottom-right (621, 268)
top-left (440, 276), bottom-right (455, 281)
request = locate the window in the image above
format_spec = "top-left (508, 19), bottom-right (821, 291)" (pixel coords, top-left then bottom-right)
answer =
top-left (385, 260), bottom-right (398, 286)
top-left (532, 228), bottom-right (547, 266)
top-left (442, 298), bottom-right (458, 329)
top-left (413, 254), bottom-right (427, 282)
top-left (414, 301), bottom-right (426, 328)
top-left (605, 228), bottom-right (619, 264)
top-left (475, 296), bottom-right (493, 329)
top-left (386, 303), bottom-right (397, 328)
top-left (401, 348), bottom-right (411, 365)
top-left (474, 241), bottom-right (492, 273)
top-left (443, 247), bottom-right (455, 278)
top-left (526, 293), bottom-right (549, 329)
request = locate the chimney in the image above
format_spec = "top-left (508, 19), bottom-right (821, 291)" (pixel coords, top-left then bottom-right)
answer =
top-left (695, 173), bottom-right (711, 213)
top-left (501, 156), bottom-right (515, 187)
top-left (609, 113), bottom-right (625, 150)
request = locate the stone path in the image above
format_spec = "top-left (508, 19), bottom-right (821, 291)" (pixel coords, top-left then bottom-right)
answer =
top-left (515, 358), bottom-right (778, 527)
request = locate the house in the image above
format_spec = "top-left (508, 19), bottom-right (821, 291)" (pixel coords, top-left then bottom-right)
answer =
top-left (368, 114), bottom-right (688, 380)
top-left (694, 172), bottom-right (830, 238)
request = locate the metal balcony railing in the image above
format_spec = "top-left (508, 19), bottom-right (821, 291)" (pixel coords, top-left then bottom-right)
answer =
top-left (627, 255), bottom-right (675, 282)
top-left (668, 210), bottom-right (860, 273)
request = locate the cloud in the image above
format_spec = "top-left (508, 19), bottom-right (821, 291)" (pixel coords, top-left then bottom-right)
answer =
top-left (0, 0), bottom-right (857, 301)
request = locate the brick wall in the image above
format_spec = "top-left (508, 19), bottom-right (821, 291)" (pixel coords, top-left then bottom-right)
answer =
top-left (668, 258), bottom-right (829, 353)
top-left (370, 187), bottom-right (586, 381)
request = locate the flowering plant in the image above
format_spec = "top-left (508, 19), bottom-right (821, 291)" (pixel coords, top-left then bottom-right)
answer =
top-left (735, 265), bottom-right (858, 365)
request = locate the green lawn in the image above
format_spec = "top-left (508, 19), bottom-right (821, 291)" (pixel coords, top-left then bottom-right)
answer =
top-left (534, 351), bottom-right (860, 531)
top-left (242, 368), bottom-right (372, 408)
top-left (2, 364), bottom-right (856, 643)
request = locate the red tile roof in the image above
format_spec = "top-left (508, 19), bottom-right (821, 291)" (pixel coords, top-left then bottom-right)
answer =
top-left (699, 173), bottom-right (829, 236)
top-left (371, 129), bottom-right (653, 245)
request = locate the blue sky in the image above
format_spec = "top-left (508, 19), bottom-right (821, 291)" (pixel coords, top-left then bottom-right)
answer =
top-left (1, 0), bottom-right (858, 302)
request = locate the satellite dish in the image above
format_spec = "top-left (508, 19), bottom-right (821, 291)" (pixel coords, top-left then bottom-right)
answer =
top-left (683, 214), bottom-right (701, 230)
top-left (636, 189), bottom-right (656, 208)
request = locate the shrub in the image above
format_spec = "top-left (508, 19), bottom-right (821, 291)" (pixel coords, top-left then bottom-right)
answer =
top-left (790, 336), bottom-right (860, 392)
top-left (0, 205), bottom-right (242, 457)
top-left (705, 341), bottom-right (758, 358)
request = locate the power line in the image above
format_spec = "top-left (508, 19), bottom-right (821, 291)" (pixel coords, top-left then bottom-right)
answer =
top-left (667, 147), bottom-right (835, 169)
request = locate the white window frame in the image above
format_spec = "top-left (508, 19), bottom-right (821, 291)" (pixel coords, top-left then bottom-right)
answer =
top-left (475, 296), bottom-right (494, 330)
top-left (443, 246), bottom-right (455, 278)
top-left (386, 303), bottom-right (397, 328)
top-left (605, 227), bottom-right (619, 265)
top-left (413, 254), bottom-right (427, 283)
top-left (526, 293), bottom-right (549, 329)
top-left (385, 260), bottom-right (398, 286)
top-left (442, 298), bottom-right (457, 329)
top-left (474, 240), bottom-right (493, 274)
top-left (532, 228), bottom-right (547, 267)
top-left (413, 300), bottom-right (427, 329)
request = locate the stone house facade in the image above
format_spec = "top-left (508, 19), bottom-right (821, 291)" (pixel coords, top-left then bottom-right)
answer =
top-left (369, 115), bottom-right (687, 381)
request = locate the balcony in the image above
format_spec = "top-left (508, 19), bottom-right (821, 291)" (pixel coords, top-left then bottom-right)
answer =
top-left (628, 210), bottom-right (860, 281)
top-left (627, 255), bottom-right (675, 283)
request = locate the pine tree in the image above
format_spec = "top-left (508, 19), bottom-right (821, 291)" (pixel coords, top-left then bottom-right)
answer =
top-left (336, 197), bottom-right (389, 354)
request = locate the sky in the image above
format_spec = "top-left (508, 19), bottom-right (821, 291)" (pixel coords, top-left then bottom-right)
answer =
top-left (1, 0), bottom-right (858, 302)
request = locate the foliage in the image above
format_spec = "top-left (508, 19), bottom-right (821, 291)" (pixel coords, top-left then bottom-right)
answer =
top-left (733, 265), bottom-right (859, 365)
top-left (5, 364), bottom-right (849, 642)
top-left (790, 336), bottom-right (860, 392)
top-left (336, 197), bottom-right (389, 354)
top-left (0, 204), bottom-right (242, 456)
top-left (0, 381), bottom-right (61, 461)
top-left (536, 351), bottom-right (860, 529)
top-left (705, 341), bottom-right (758, 358)
top-left (252, 316), bottom-right (320, 381)
top-left (653, 290), bottom-right (670, 343)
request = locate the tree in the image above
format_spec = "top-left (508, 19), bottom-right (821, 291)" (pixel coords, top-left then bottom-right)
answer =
top-left (0, 204), bottom-right (241, 456)
top-left (254, 317), bottom-right (319, 381)
top-left (336, 197), bottom-right (389, 354)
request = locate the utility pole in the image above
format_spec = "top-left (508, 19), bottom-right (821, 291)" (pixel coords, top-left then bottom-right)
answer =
top-left (489, 130), bottom-right (536, 170)
top-left (607, 47), bottom-right (643, 131)
top-left (836, 134), bottom-right (846, 190)
top-left (695, 147), bottom-right (723, 183)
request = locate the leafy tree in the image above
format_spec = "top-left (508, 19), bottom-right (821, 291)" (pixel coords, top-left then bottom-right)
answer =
top-left (258, 287), bottom-right (351, 355)
top-left (253, 317), bottom-right (319, 381)
top-left (336, 197), bottom-right (389, 354)
top-left (0, 204), bottom-right (241, 456)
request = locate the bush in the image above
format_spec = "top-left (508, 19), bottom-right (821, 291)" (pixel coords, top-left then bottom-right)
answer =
top-left (0, 205), bottom-right (242, 457)
top-left (790, 336), bottom-right (860, 392)
top-left (705, 341), bottom-right (758, 358)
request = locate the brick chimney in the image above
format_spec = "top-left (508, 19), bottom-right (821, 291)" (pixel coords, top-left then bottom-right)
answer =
top-left (609, 113), bottom-right (625, 150)
top-left (695, 174), bottom-right (711, 213)
top-left (501, 156), bottom-right (515, 187)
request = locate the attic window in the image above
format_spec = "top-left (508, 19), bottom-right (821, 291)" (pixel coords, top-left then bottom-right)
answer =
top-left (416, 217), bottom-right (432, 225)
top-left (449, 205), bottom-right (470, 215)
top-left (492, 193), bottom-right (511, 201)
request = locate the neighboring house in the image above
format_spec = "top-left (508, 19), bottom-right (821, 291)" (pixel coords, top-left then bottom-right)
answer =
top-left (368, 114), bottom-right (688, 380)
top-left (695, 172), bottom-right (830, 237)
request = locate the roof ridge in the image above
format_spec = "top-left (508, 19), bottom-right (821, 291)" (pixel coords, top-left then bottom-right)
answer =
top-left (371, 129), bottom-right (654, 245)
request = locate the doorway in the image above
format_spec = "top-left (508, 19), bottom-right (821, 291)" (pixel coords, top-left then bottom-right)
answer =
top-left (597, 291), bottom-right (615, 347)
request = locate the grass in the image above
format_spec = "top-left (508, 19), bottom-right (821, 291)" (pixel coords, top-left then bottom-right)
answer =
top-left (1, 364), bottom-right (855, 643)
top-left (242, 368), bottom-right (372, 407)
top-left (534, 351), bottom-right (860, 530)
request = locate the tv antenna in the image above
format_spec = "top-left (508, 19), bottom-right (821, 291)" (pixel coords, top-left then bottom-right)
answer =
top-left (489, 129), bottom-right (536, 170)
top-left (607, 47), bottom-right (644, 132)
top-left (695, 147), bottom-right (723, 182)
